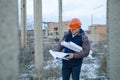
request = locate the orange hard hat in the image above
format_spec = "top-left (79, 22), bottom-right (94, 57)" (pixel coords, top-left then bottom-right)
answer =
top-left (69, 18), bottom-right (82, 30)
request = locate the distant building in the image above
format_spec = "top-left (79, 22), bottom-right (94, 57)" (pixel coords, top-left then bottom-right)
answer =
top-left (46, 21), bottom-right (69, 39)
top-left (87, 24), bottom-right (106, 42)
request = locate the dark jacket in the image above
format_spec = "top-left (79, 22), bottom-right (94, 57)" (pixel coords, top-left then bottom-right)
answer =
top-left (54, 28), bottom-right (90, 67)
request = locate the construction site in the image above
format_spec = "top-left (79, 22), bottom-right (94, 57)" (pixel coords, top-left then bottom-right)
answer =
top-left (0, 0), bottom-right (120, 80)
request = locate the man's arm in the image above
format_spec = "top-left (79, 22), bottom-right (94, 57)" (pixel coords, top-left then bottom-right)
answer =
top-left (54, 40), bottom-right (64, 52)
top-left (54, 31), bottom-right (69, 52)
top-left (73, 33), bottom-right (90, 58)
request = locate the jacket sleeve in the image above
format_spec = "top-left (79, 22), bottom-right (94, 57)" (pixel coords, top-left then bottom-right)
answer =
top-left (73, 33), bottom-right (90, 58)
top-left (53, 40), bottom-right (64, 52)
top-left (53, 32), bottom-right (69, 52)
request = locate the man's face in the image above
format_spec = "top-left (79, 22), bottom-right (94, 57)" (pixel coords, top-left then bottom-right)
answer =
top-left (70, 27), bottom-right (80, 35)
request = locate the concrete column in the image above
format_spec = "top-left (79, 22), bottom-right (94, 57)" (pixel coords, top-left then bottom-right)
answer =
top-left (21, 0), bottom-right (27, 48)
top-left (0, 0), bottom-right (19, 80)
top-left (45, 27), bottom-right (48, 37)
top-left (58, 0), bottom-right (63, 40)
top-left (107, 0), bottom-right (120, 80)
top-left (45, 23), bottom-right (48, 37)
top-left (34, 0), bottom-right (43, 70)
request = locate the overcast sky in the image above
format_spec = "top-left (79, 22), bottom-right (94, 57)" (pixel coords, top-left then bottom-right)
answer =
top-left (24, 0), bottom-right (106, 30)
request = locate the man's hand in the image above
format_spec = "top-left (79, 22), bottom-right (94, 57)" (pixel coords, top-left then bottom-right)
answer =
top-left (66, 53), bottom-right (74, 59)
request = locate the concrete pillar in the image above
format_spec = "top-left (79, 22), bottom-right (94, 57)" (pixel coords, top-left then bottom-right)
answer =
top-left (107, 0), bottom-right (120, 80)
top-left (58, 0), bottom-right (63, 40)
top-left (45, 26), bottom-right (48, 37)
top-left (44, 23), bottom-right (48, 37)
top-left (21, 0), bottom-right (27, 48)
top-left (0, 0), bottom-right (19, 80)
top-left (34, 0), bottom-right (43, 70)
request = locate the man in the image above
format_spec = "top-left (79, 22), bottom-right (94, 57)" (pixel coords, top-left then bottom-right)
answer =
top-left (55, 18), bottom-right (90, 80)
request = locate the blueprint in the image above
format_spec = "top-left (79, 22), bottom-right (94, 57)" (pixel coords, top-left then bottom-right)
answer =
top-left (49, 50), bottom-right (69, 60)
top-left (49, 41), bottom-right (82, 60)
top-left (61, 41), bottom-right (82, 52)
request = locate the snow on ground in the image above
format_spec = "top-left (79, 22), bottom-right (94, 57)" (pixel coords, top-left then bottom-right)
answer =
top-left (80, 57), bottom-right (100, 80)
top-left (44, 59), bottom-right (62, 70)
top-left (43, 51), bottom-right (101, 80)
top-left (19, 50), bottom-right (107, 80)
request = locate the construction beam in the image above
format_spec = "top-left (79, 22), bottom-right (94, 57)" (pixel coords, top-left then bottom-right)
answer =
top-left (34, 0), bottom-right (43, 70)
top-left (58, 0), bottom-right (63, 40)
top-left (0, 0), bottom-right (19, 80)
top-left (21, 0), bottom-right (27, 48)
top-left (107, 0), bottom-right (120, 80)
